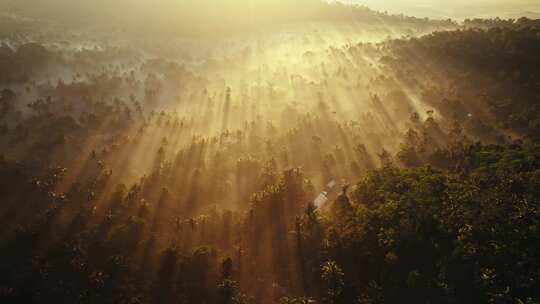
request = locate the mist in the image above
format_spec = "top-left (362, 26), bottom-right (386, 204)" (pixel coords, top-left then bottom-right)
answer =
top-left (1, 1), bottom-right (540, 304)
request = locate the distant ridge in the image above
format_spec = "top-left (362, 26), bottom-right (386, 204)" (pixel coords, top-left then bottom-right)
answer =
top-left (503, 11), bottom-right (540, 19)
top-left (0, 0), bottom-right (454, 36)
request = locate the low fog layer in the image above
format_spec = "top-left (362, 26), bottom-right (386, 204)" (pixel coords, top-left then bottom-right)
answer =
top-left (1, 1), bottom-right (540, 304)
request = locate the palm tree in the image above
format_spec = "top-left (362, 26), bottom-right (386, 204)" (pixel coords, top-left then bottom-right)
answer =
top-left (321, 260), bottom-right (344, 304)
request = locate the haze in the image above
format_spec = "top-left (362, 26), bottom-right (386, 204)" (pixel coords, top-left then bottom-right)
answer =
top-left (348, 0), bottom-right (540, 19)
top-left (1, 1), bottom-right (540, 304)
top-left (3, 0), bottom-right (540, 22)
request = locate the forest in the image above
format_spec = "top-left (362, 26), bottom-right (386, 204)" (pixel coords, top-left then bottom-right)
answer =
top-left (0, 1), bottom-right (540, 303)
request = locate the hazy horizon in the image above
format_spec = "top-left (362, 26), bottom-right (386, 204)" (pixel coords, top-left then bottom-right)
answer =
top-left (1, 0), bottom-right (540, 21)
top-left (344, 0), bottom-right (540, 19)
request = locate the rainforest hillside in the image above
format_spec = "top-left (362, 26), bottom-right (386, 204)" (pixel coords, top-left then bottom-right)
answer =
top-left (0, 2), bottom-right (540, 304)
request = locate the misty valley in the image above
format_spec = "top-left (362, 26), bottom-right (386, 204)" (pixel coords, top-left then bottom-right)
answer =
top-left (0, 1), bottom-right (540, 303)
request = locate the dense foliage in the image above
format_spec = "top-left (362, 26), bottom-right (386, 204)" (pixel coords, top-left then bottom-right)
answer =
top-left (0, 5), bottom-right (540, 304)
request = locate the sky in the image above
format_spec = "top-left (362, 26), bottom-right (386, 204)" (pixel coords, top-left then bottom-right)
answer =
top-left (343, 0), bottom-right (540, 19)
